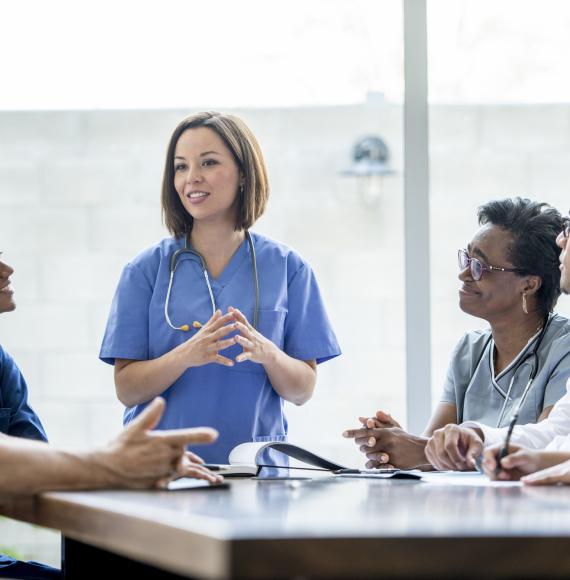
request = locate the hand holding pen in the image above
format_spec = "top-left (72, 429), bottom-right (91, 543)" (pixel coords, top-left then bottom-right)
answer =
top-left (482, 443), bottom-right (546, 481)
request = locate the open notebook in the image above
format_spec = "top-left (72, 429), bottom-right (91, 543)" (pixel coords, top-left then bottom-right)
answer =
top-left (202, 441), bottom-right (421, 479)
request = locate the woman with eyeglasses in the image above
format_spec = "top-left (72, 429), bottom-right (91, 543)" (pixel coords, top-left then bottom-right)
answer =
top-left (428, 213), bottom-right (570, 482)
top-left (344, 198), bottom-right (570, 471)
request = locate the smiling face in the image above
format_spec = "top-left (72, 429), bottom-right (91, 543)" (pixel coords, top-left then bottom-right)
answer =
top-left (458, 223), bottom-right (530, 321)
top-left (173, 127), bottom-right (242, 227)
top-left (0, 255), bottom-right (15, 313)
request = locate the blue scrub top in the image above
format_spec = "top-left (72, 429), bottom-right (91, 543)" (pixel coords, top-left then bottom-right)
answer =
top-left (0, 345), bottom-right (47, 441)
top-left (100, 232), bottom-right (341, 462)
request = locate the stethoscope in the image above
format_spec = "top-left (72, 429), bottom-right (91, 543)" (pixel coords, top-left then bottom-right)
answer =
top-left (469, 313), bottom-right (552, 428)
top-left (164, 230), bottom-right (259, 332)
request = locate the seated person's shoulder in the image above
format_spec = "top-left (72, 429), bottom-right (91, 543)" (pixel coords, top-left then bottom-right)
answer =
top-left (537, 315), bottom-right (570, 365)
top-left (452, 328), bottom-right (491, 358)
top-left (548, 313), bottom-right (570, 341)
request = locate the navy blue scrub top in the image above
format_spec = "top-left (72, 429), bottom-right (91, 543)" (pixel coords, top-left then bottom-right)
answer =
top-left (0, 345), bottom-right (47, 441)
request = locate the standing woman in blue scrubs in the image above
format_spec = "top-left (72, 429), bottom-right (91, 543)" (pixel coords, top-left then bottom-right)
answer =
top-left (100, 112), bottom-right (340, 463)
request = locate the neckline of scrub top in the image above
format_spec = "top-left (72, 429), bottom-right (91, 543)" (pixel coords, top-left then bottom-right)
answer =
top-left (489, 326), bottom-right (542, 387)
top-left (185, 234), bottom-right (249, 291)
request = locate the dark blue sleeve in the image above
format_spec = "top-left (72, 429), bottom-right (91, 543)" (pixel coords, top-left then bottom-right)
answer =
top-left (0, 346), bottom-right (48, 442)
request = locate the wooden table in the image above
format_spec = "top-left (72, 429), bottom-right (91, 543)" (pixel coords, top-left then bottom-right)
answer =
top-left (3, 473), bottom-right (570, 579)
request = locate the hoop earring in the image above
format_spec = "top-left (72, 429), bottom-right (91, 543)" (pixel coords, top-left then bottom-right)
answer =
top-left (522, 292), bottom-right (529, 315)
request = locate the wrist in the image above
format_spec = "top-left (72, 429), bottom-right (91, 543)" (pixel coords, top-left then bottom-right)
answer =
top-left (172, 342), bottom-right (195, 370)
top-left (412, 434), bottom-right (429, 462)
top-left (262, 340), bottom-right (282, 367)
top-left (83, 447), bottom-right (125, 489)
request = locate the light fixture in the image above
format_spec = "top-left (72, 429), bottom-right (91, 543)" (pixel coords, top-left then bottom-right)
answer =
top-left (341, 135), bottom-right (395, 204)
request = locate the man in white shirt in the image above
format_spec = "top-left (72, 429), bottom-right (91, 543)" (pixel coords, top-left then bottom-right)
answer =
top-left (425, 219), bottom-right (570, 484)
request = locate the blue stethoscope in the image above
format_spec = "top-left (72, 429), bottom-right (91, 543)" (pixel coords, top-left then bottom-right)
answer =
top-left (164, 230), bottom-right (259, 332)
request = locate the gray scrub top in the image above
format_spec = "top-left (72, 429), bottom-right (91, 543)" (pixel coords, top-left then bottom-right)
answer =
top-left (440, 313), bottom-right (570, 428)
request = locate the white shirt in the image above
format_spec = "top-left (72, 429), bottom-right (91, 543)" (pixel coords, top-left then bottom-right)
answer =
top-left (463, 380), bottom-right (570, 451)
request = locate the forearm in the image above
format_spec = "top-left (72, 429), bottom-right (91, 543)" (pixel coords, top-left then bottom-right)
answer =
top-left (115, 349), bottom-right (188, 407)
top-left (0, 436), bottom-right (118, 495)
top-left (263, 349), bottom-right (316, 405)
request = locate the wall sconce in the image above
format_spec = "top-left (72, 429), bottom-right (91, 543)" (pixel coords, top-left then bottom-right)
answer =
top-left (341, 136), bottom-right (395, 204)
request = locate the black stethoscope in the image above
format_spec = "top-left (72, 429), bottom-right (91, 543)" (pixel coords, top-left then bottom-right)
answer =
top-left (469, 313), bottom-right (552, 428)
top-left (164, 230), bottom-right (260, 332)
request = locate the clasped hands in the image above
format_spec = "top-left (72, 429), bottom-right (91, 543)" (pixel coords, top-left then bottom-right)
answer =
top-left (178, 307), bottom-right (276, 369)
top-left (342, 411), bottom-right (429, 470)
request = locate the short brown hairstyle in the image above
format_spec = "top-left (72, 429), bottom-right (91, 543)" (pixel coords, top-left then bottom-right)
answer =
top-left (161, 111), bottom-right (269, 236)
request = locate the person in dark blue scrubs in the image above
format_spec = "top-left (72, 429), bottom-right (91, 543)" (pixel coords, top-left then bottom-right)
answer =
top-left (0, 345), bottom-right (47, 442)
top-left (0, 253), bottom-right (58, 578)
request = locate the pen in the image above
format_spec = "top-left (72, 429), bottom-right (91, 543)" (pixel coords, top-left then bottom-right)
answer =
top-left (495, 412), bottom-right (518, 476)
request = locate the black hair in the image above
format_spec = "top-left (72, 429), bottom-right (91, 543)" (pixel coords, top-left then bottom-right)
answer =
top-left (477, 197), bottom-right (563, 313)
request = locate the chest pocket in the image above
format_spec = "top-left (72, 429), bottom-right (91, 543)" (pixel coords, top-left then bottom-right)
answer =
top-left (0, 408), bottom-right (11, 434)
top-left (228, 309), bottom-right (287, 375)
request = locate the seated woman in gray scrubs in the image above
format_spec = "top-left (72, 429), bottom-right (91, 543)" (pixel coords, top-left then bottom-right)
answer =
top-left (343, 197), bottom-right (570, 470)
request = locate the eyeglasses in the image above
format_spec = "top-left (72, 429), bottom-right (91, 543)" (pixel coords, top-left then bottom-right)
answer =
top-left (458, 249), bottom-right (520, 281)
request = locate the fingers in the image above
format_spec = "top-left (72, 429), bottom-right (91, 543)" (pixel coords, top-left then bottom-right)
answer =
top-left (228, 307), bottom-right (249, 326)
top-left (366, 451), bottom-right (390, 464)
top-left (375, 410), bottom-right (401, 428)
top-left (499, 450), bottom-right (528, 470)
top-left (207, 311), bottom-right (237, 333)
top-left (465, 438), bottom-right (483, 470)
top-left (234, 321), bottom-right (254, 339)
top-left (358, 416), bottom-right (380, 428)
top-left (342, 428), bottom-right (368, 439)
top-left (522, 462), bottom-right (570, 486)
top-left (235, 335), bottom-right (254, 351)
top-left (522, 473), bottom-right (560, 486)
top-left (482, 445), bottom-right (525, 479)
top-left (356, 436), bottom-right (377, 448)
top-left (203, 309), bottom-right (223, 328)
top-left (428, 430), bottom-right (456, 470)
top-left (214, 354), bottom-right (234, 367)
top-left (211, 323), bottom-right (238, 341)
top-left (365, 459), bottom-right (395, 470)
top-left (158, 427), bottom-right (219, 447)
top-left (426, 431), bottom-right (454, 471)
top-left (427, 427), bottom-right (481, 471)
top-left (125, 398), bottom-right (165, 434)
top-left (236, 351), bottom-right (252, 363)
top-left (482, 450), bottom-right (499, 478)
top-left (208, 337), bottom-right (237, 352)
top-left (442, 429), bottom-right (467, 468)
top-left (185, 450), bottom-right (204, 464)
top-left (176, 455), bottom-right (223, 483)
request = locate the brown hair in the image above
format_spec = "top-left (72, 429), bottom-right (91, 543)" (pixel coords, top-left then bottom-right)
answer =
top-left (161, 111), bottom-right (269, 236)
